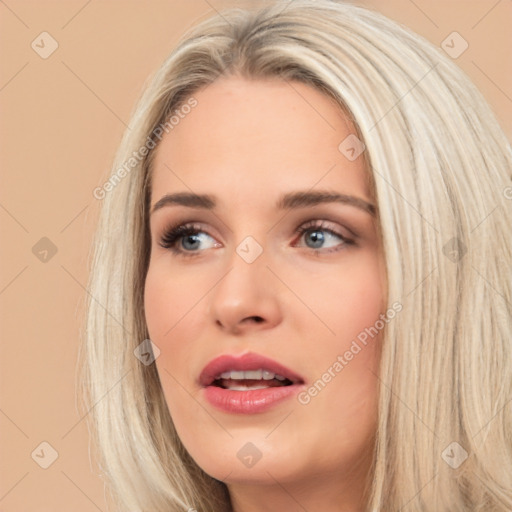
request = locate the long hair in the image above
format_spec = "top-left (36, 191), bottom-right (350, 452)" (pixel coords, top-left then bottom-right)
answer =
top-left (79, 1), bottom-right (512, 510)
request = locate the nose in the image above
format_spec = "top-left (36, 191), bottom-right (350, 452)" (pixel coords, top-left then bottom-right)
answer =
top-left (208, 246), bottom-right (283, 335)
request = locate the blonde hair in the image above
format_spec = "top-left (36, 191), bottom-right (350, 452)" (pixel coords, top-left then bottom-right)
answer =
top-left (80, 1), bottom-right (512, 510)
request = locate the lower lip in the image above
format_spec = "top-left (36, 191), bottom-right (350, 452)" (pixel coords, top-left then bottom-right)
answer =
top-left (203, 384), bottom-right (303, 414)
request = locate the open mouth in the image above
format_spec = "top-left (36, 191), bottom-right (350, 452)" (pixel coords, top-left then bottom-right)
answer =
top-left (211, 370), bottom-right (295, 391)
top-left (200, 353), bottom-right (305, 413)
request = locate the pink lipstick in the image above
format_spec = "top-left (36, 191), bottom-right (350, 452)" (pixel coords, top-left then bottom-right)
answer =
top-left (199, 352), bottom-right (305, 414)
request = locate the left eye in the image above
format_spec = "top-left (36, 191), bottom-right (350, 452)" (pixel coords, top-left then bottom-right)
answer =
top-left (158, 220), bottom-right (353, 256)
top-left (296, 228), bottom-right (341, 249)
top-left (293, 221), bottom-right (353, 252)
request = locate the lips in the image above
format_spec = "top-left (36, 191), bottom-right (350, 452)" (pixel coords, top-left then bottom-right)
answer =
top-left (199, 352), bottom-right (306, 414)
top-left (199, 352), bottom-right (305, 388)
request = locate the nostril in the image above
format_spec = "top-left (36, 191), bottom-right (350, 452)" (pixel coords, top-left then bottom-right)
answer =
top-left (241, 316), bottom-right (264, 324)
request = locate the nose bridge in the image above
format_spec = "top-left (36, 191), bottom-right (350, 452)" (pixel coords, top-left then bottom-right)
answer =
top-left (216, 235), bottom-right (269, 308)
top-left (208, 234), bottom-right (282, 332)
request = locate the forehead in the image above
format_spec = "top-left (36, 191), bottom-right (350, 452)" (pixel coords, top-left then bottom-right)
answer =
top-left (150, 76), bottom-right (371, 206)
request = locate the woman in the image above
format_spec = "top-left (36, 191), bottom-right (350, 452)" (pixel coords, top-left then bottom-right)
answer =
top-left (80, 1), bottom-right (512, 510)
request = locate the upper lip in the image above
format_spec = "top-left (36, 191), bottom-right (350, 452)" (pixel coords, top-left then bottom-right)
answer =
top-left (199, 351), bottom-right (305, 387)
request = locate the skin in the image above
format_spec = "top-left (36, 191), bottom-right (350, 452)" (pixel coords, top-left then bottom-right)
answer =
top-left (144, 76), bottom-right (387, 512)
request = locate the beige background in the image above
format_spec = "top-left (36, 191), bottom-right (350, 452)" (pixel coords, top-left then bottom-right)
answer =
top-left (0, 1), bottom-right (510, 510)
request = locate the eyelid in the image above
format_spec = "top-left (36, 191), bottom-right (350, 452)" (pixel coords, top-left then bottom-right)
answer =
top-left (294, 219), bottom-right (354, 239)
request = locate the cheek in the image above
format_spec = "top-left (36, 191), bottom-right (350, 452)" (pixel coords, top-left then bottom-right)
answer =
top-left (144, 261), bottom-right (203, 339)
top-left (294, 252), bottom-right (384, 414)
top-left (144, 262), bottom-right (207, 387)
top-left (144, 267), bottom-right (197, 413)
top-left (294, 251), bottom-right (385, 342)
top-left (144, 268), bottom-right (170, 339)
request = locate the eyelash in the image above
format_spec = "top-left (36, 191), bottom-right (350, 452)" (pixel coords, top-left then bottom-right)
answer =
top-left (158, 220), bottom-right (355, 257)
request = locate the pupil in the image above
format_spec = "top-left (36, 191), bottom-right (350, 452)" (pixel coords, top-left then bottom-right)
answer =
top-left (183, 234), bottom-right (200, 250)
top-left (307, 230), bottom-right (324, 248)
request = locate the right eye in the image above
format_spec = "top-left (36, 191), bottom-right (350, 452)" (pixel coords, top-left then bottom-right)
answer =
top-left (159, 222), bottom-right (220, 257)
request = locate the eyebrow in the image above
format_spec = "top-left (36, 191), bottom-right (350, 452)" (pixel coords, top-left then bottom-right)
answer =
top-left (150, 190), bottom-right (376, 216)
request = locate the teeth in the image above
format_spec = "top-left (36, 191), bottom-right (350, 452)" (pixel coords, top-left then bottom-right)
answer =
top-left (243, 370), bottom-right (263, 379)
top-left (225, 384), bottom-right (270, 391)
top-left (217, 369), bottom-right (288, 381)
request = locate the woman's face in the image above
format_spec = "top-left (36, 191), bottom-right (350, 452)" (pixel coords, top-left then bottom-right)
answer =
top-left (144, 76), bottom-right (387, 499)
